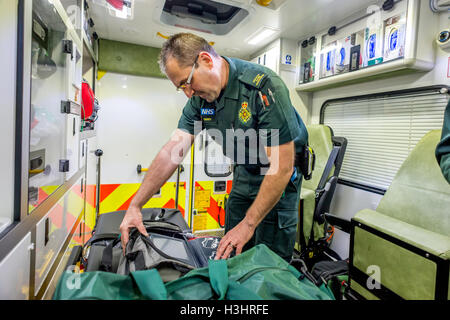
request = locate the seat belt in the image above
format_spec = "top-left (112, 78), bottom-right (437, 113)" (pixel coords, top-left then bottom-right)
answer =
top-left (307, 146), bottom-right (340, 248)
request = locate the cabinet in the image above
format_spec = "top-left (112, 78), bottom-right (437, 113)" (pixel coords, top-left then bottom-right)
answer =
top-left (295, 0), bottom-right (436, 92)
top-left (250, 38), bottom-right (298, 87)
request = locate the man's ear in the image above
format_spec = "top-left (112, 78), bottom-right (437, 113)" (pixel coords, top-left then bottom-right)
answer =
top-left (198, 51), bottom-right (214, 69)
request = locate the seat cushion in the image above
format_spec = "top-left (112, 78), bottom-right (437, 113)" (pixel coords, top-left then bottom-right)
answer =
top-left (353, 209), bottom-right (450, 258)
top-left (352, 209), bottom-right (450, 300)
top-left (302, 125), bottom-right (334, 191)
top-left (299, 188), bottom-right (324, 246)
top-left (377, 130), bottom-right (450, 236)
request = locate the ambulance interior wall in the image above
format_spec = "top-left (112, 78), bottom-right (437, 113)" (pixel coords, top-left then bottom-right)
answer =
top-left (0, 0), bottom-right (18, 232)
top-left (92, 72), bottom-right (189, 212)
top-left (306, 7), bottom-right (449, 259)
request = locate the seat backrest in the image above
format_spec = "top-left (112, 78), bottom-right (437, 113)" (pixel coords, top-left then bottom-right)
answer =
top-left (377, 130), bottom-right (450, 236)
top-left (302, 125), bottom-right (334, 191)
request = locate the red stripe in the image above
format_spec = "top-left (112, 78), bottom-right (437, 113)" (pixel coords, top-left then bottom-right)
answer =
top-left (117, 191), bottom-right (137, 211)
top-left (99, 184), bottom-right (120, 203)
top-left (85, 185), bottom-right (97, 208)
top-left (226, 180), bottom-right (233, 194)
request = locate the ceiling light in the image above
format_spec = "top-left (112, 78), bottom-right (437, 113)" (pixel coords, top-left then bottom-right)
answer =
top-left (247, 27), bottom-right (277, 45)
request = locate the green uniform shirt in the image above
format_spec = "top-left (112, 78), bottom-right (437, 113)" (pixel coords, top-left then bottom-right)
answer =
top-left (436, 99), bottom-right (450, 182)
top-left (177, 56), bottom-right (308, 166)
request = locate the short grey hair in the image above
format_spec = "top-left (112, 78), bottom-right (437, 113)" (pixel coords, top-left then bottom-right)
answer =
top-left (158, 33), bottom-right (219, 74)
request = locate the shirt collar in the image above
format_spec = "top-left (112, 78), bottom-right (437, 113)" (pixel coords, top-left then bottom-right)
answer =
top-left (220, 56), bottom-right (239, 101)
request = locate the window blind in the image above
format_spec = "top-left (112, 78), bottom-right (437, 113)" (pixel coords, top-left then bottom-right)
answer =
top-left (322, 89), bottom-right (449, 191)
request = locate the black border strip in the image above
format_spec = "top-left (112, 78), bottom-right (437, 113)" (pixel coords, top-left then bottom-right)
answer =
top-left (338, 179), bottom-right (386, 195)
top-left (350, 220), bottom-right (449, 300)
top-left (320, 85), bottom-right (450, 194)
top-left (350, 265), bottom-right (403, 300)
top-left (14, 0), bottom-right (25, 224)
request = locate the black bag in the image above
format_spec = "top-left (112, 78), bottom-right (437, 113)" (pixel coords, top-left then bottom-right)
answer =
top-left (311, 260), bottom-right (349, 300)
top-left (296, 145), bottom-right (316, 180)
top-left (100, 223), bottom-right (225, 281)
top-left (91, 208), bottom-right (190, 238)
top-left (83, 208), bottom-right (190, 272)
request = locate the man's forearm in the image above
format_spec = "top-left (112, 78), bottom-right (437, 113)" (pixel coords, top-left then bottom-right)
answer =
top-left (129, 130), bottom-right (193, 209)
top-left (242, 141), bottom-right (295, 229)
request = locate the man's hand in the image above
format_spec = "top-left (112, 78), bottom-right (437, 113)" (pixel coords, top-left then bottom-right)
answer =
top-left (119, 206), bottom-right (148, 255)
top-left (214, 219), bottom-right (256, 260)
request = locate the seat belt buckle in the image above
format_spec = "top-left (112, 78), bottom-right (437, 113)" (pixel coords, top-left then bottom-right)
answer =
top-left (297, 145), bottom-right (315, 180)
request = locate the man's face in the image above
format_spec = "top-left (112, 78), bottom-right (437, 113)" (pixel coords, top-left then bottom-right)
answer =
top-left (165, 53), bottom-right (222, 103)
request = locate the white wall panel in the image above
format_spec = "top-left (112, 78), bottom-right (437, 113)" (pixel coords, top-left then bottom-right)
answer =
top-left (95, 73), bottom-right (188, 184)
top-left (0, 232), bottom-right (31, 300)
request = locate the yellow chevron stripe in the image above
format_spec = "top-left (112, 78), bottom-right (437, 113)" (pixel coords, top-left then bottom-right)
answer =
top-left (84, 202), bottom-right (96, 230)
top-left (143, 182), bottom-right (176, 208)
top-left (66, 188), bottom-right (84, 218)
top-left (99, 184), bottom-right (140, 214)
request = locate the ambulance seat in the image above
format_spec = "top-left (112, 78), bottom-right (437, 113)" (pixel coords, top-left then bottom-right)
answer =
top-left (296, 125), bottom-right (347, 254)
top-left (349, 130), bottom-right (450, 300)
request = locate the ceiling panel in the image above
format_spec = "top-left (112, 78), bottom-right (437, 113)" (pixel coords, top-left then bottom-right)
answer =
top-left (87, 0), bottom-right (382, 59)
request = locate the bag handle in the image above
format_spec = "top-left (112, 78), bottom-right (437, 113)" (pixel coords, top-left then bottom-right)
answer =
top-left (208, 260), bottom-right (229, 300)
top-left (99, 237), bottom-right (121, 272)
top-left (130, 269), bottom-right (168, 300)
top-left (208, 260), bottom-right (262, 300)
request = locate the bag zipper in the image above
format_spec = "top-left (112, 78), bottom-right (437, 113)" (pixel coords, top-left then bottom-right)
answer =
top-left (236, 266), bottom-right (293, 283)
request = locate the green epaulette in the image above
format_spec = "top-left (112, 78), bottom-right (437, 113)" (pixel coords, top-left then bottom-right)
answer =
top-left (237, 67), bottom-right (270, 89)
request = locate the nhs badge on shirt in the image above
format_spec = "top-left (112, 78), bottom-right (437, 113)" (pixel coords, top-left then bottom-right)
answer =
top-left (201, 107), bottom-right (216, 121)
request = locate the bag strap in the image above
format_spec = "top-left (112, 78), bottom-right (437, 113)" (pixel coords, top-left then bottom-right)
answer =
top-left (208, 259), bottom-right (262, 300)
top-left (316, 146), bottom-right (340, 192)
top-left (85, 233), bottom-right (120, 247)
top-left (208, 260), bottom-right (229, 300)
top-left (307, 146), bottom-right (340, 247)
top-left (130, 269), bottom-right (168, 300)
top-left (99, 237), bottom-right (121, 272)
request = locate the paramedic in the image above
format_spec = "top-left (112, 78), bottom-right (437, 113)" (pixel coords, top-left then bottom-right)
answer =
top-left (436, 99), bottom-right (450, 183)
top-left (119, 33), bottom-right (308, 262)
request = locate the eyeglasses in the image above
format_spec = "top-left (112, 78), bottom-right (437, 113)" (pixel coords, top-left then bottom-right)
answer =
top-left (176, 55), bottom-right (198, 92)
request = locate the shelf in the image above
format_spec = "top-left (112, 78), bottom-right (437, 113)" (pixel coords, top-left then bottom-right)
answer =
top-left (296, 57), bottom-right (434, 92)
top-left (294, 0), bottom-right (436, 93)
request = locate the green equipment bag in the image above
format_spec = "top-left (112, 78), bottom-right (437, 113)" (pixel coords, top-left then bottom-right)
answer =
top-left (53, 244), bottom-right (334, 300)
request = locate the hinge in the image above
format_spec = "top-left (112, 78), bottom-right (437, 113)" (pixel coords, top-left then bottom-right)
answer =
top-left (59, 160), bottom-right (70, 173)
top-left (61, 100), bottom-right (81, 115)
top-left (62, 39), bottom-right (73, 60)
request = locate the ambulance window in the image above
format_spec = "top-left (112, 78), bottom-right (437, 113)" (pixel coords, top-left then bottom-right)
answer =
top-left (204, 133), bottom-right (232, 177)
top-left (322, 88), bottom-right (449, 192)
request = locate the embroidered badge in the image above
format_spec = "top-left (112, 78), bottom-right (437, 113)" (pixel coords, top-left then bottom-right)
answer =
top-left (252, 74), bottom-right (265, 87)
top-left (239, 101), bottom-right (251, 124)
